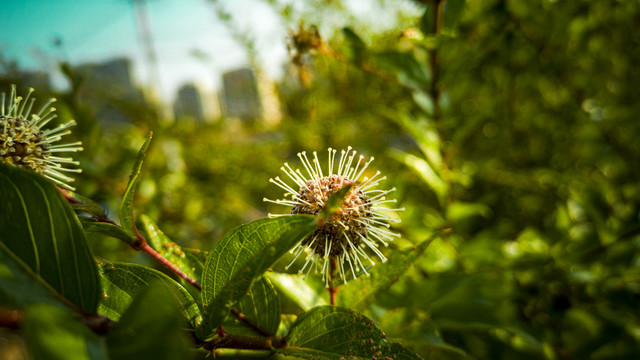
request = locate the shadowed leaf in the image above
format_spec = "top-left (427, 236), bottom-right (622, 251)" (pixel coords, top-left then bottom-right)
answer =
top-left (98, 262), bottom-right (201, 327)
top-left (0, 163), bottom-right (100, 313)
top-left (24, 304), bottom-right (106, 360)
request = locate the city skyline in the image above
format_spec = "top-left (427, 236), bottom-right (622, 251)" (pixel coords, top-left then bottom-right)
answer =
top-left (0, 0), bottom-right (288, 102)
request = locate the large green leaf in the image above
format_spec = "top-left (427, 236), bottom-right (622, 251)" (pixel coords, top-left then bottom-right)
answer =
top-left (197, 215), bottom-right (316, 339)
top-left (106, 283), bottom-right (190, 360)
top-left (337, 236), bottom-right (435, 310)
top-left (140, 214), bottom-right (205, 282)
top-left (0, 242), bottom-right (70, 311)
top-left (0, 163), bottom-right (100, 313)
top-left (278, 306), bottom-right (421, 360)
top-left (24, 304), bottom-right (107, 360)
top-left (342, 27), bottom-right (368, 65)
top-left (442, 0), bottom-right (466, 32)
top-left (98, 262), bottom-right (201, 327)
top-left (222, 276), bottom-right (281, 336)
top-left (119, 133), bottom-right (152, 237)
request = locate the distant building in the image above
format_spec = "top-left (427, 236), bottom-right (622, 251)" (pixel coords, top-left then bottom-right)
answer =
top-left (173, 84), bottom-right (204, 122)
top-left (75, 58), bottom-right (145, 124)
top-left (220, 67), bottom-right (281, 124)
top-left (221, 68), bottom-right (262, 121)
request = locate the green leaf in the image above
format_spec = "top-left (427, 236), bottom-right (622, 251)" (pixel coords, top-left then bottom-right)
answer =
top-left (342, 27), bottom-right (368, 65)
top-left (279, 306), bottom-right (422, 360)
top-left (266, 272), bottom-right (327, 312)
top-left (24, 304), bottom-right (107, 360)
top-left (80, 218), bottom-right (137, 246)
top-left (419, 3), bottom-right (437, 35)
top-left (63, 190), bottom-right (109, 221)
top-left (0, 242), bottom-right (70, 311)
top-left (391, 149), bottom-right (447, 204)
top-left (372, 51), bottom-right (430, 90)
top-left (222, 276), bottom-right (281, 336)
top-left (337, 235), bottom-right (436, 310)
top-left (0, 163), bottom-right (100, 313)
top-left (197, 215), bottom-right (317, 339)
top-left (98, 262), bottom-right (201, 327)
top-left (385, 112), bottom-right (442, 169)
top-left (119, 133), bottom-right (152, 237)
top-left (442, 0), bottom-right (466, 32)
top-left (379, 308), bottom-right (467, 359)
top-left (417, 273), bottom-right (479, 310)
top-left (140, 214), bottom-right (205, 282)
top-left (106, 283), bottom-right (190, 360)
top-left (140, 214), bottom-right (207, 310)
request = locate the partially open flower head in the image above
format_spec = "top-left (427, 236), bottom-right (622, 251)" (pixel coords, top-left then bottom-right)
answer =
top-left (265, 147), bottom-right (403, 286)
top-left (0, 85), bottom-right (83, 191)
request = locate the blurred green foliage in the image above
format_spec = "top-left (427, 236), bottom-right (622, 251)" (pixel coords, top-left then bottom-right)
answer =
top-left (4, 0), bottom-right (640, 358)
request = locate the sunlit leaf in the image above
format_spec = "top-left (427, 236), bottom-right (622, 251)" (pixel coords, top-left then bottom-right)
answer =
top-left (278, 306), bottom-right (421, 360)
top-left (266, 272), bottom-right (327, 312)
top-left (197, 215), bottom-right (316, 339)
top-left (390, 150), bottom-right (447, 204)
top-left (372, 51), bottom-right (430, 90)
top-left (337, 235), bottom-right (436, 310)
top-left (0, 163), bottom-right (100, 313)
top-left (140, 214), bottom-right (205, 282)
top-left (141, 214), bottom-right (207, 308)
top-left (119, 133), bottom-right (152, 237)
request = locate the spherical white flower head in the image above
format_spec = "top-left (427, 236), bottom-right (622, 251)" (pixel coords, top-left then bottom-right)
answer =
top-left (265, 147), bottom-right (403, 286)
top-left (0, 85), bottom-right (83, 190)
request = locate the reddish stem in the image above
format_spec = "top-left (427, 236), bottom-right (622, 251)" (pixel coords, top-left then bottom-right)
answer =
top-left (60, 188), bottom-right (275, 337)
top-left (140, 242), bottom-right (202, 291)
top-left (230, 308), bottom-right (271, 337)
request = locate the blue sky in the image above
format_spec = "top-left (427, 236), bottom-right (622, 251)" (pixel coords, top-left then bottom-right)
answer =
top-left (0, 0), bottom-right (287, 101)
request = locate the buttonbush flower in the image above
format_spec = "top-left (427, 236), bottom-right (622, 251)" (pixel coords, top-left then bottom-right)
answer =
top-left (265, 147), bottom-right (403, 286)
top-left (1, 85), bottom-right (82, 190)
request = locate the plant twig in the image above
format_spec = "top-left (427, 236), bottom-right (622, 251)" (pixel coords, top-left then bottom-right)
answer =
top-left (0, 307), bottom-right (22, 330)
top-left (230, 308), bottom-right (271, 337)
top-left (196, 327), bottom-right (286, 352)
top-left (0, 307), bottom-right (115, 336)
top-left (328, 257), bottom-right (339, 306)
top-left (61, 190), bottom-right (275, 337)
top-left (139, 241), bottom-right (202, 291)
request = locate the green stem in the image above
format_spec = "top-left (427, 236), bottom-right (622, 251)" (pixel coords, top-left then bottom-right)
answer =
top-left (328, 257), bottom-right (339, 306)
